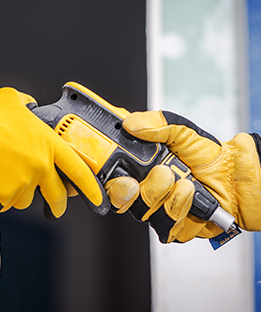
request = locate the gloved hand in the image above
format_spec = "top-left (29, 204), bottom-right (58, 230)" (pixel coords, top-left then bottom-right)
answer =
top-left (0, 87), bottom-right (110, 219)
top-left (106, 110), bottom-right (261, 243)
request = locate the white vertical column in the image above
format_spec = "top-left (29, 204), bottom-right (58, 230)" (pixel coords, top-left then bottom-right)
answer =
top-left (146, 1), bottom-right (254, 311)
top-left (146, 0), bottom-right (164, 111)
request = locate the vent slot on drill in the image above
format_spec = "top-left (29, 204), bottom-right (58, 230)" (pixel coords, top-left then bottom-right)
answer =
top-left (57, 116), bottom-right (75, 136)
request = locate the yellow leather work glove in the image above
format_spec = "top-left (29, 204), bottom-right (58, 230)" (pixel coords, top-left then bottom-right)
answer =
top-left (0, 87), bottom-right (110, 219)
top-left (106, 110), bottom-right (261, 243)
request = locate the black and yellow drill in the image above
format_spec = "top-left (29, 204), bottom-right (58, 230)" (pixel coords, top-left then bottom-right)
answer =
top-left (30, 82), bottom-right (236, 243)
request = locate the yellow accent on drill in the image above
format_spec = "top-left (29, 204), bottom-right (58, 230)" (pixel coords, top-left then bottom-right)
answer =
top-left (162, 154), bottom-right (191, 179)
top-left (55, 115), bottom-right (118, 175)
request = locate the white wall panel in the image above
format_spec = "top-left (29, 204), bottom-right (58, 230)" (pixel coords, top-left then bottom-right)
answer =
top-left (147, 1), bottom-right (254, 311)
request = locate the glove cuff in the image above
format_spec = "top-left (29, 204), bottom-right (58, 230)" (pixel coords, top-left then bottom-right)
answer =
top-left (250, 133), bottom-right (261, 166)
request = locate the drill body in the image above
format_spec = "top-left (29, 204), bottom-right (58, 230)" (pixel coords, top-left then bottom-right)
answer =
top-left (31, 82), bottom-right (236, 234)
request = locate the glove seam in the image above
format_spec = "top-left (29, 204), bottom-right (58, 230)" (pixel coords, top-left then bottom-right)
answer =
top-left (189, 144), bottom-right (225, 171)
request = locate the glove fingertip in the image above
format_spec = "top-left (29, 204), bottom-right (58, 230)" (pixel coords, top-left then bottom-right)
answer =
top-left (105, 177), bottom-right (139, 214)
top-left (56, 167), bottom-right (110, 216)
top-left (37, 186), bottom-right (58, 221)
top-left (43, 201), bottom-right (58, 221)
top-left (123, 111), bottom-right (166, 134)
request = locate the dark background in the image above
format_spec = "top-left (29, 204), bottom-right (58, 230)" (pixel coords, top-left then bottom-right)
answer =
top-left (0, 1), bottom-right (151, 311)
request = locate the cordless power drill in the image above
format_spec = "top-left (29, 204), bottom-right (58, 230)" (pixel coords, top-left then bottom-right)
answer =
top-left (30, 82), bottom-right (237, 243)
